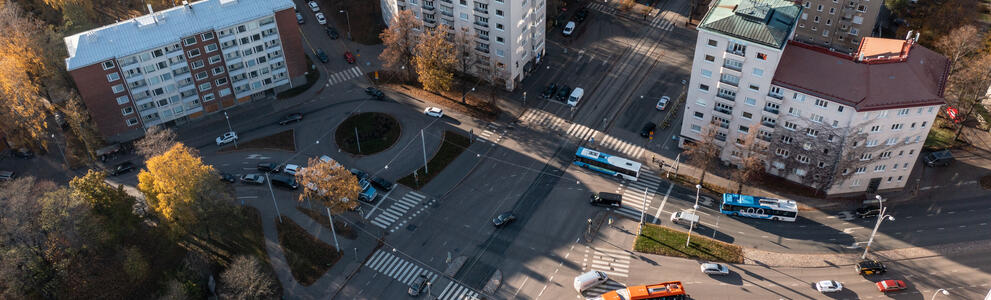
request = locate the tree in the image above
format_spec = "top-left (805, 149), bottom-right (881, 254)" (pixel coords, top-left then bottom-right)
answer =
top-left (414, 25), bottom-right (457, 93)
top-left (730, 130), bottom-right (767, 194)
top-left (58, 93), bottom-right (104, 162)
top-left (894, 0), bottom-right (979, 47)
top-left (295, 157), bottom-right (361, 214)
top-left (452, 26), bottom-right (479, 102)
top-left (138, 143), bottom-right (228, 239)
top-left (121, 246), bottom-right (149, 284)
top-left (935, 25), bottom-right (982, 78)
top-left (70, 170), bottom-right (141, 242)
top-left (136, 125), bottom-right (179, 159)
top-left (219, 255), bottom-right (278, 300)
top-left (682, 124), bottom-right (722, 186)
top-left (0, 3), bottom-right (55, 148)
top-left (379, 9), bottom-right (421, 82)
top-left (949, 53), bottom-right (991, 142)
top-left (158, 279), bottom-right (189, 300)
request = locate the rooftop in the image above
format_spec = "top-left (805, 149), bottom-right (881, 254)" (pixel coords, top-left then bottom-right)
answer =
top-left (698, 0), bottom-right (802, 49)
top-left (772, 38), bottom-right (949, 111)
top-left (64, 0), bottom-right (294, 71)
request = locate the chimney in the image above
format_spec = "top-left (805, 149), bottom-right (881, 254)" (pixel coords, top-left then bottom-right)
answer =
top-left (183, 1), bottom-right (191, 9)
top-left (905, 30), bottom-right (913, 40)
top-left (858, 54), bottom-right (864, 61)
top-left (146, 4), bottom-right (154, 14)
top-left (914, 32), bottom-right (920, 42)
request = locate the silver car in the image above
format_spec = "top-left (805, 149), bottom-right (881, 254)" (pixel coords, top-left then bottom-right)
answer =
top-left (700, 262), bottom-right (729, 275)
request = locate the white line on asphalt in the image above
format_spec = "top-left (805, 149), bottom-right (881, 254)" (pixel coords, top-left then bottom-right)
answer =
top-left (653, 181), bottom-right (674, 223)
top-left (364, 188), bottom-right (396, 219)
top-left (236, 196), bottom-right (258, 199)
top-left (513, 277), bottom-right (529, 298)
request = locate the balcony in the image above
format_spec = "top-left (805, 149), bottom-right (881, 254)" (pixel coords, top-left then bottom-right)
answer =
top-left (475, 47), bottom-right (490, 54)
top-left (763, 106), bottom-right (779, 114)
top-left (712, 121), bottom-right (729, 129)
top-left (722, 61), bottom-right (742, 72)
top-left (474, 7), bottom-right (487, 14)
top-left (440, 11), bottom-right (454, 18)
top-left (714, 107), bottom-right (733, 115)
top-left (715, 134), bottom-right (727, 142)
top-left (719, 78), bottom-right (739, 87)
top-left (474, 20), bottom-right (489, 28)
top-left (758, 135), bottom-right (772, 142)
top-left (767, 92), bottom-right (783, 100)
top-left (761, 121), bottom-right (776, 128)
top-left (440, 0), bottom-right (451, 3)
top-left (716, 92), bottom-right (736, 102)
top-left (725, 49), bottom-right (745, 57)
top-left (477, 34), bottom-right (489, 42)
top-left (423, 3), bottom-right (435, 9)
top-left (424, 19), bottom-right (437, 27)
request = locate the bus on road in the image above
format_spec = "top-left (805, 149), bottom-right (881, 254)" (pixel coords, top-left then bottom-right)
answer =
top-left (573, 147), bottom-right (641, 181)
top-left (592, 281), bottom-right (687, 300)
top-left (719, 193), bottom-right (798, 222)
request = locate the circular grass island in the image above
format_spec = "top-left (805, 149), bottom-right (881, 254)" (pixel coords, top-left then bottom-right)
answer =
top-left (335, 112), bottom-right (401, 155)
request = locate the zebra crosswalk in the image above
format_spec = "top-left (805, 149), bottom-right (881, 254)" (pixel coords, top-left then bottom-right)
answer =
top-left (328, 66), bottom-right (363, 86)
top-left (566, 123), bottom-right (600, 141)
top-left (598, 134), bottom-right (646, 159)
top-left (519, 109), bottom-right (570, 131)
top-left (649, 15), bottom-right (676, 31)
top-left (436, 281), bottom-right (481, 300)
top-left (475, 124), bottom-right (505, 144)
top-left (365, 249), bottom-right (439, 286)
top-left (585, 246), bottom-right (633, 278)
top-left (371, 191), bottom-right (428, 232)
top-left (613, 170), bottom-right (664, 222)
top-left (587, 2), bottom-right (617, 16)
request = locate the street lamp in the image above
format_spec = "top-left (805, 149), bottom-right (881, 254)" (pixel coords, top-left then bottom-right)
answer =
top-left (224, 111), bottom-right (237, 148)
top-left (339, 10), bottom-right (352, 41)
top-left (861, 206), bottom-right (895, 259)
top-left (686, 184), bottom-right (701, 247)
top-left (930, 288), bottom-right (949, 300)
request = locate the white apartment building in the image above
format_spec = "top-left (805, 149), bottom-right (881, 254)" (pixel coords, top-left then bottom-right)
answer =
top-left (381, 0), bottom-right (546, 90)
top-left (681, 0), bottom-right (950, 195)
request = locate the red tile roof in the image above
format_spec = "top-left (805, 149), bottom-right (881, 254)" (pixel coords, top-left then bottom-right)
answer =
top-left (771, 38), bottom-right (949, 111)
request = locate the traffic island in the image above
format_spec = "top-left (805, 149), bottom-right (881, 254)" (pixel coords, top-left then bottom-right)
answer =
top-left (634, 223), bottom-right (743, 264)
top-left (335, 112), bottom-right (401, 155)
top-left (219, 129), bottom-right (296, 152)
top-left (396, 131), bottom-right (471, 189)
top-left (981, 174), bottom-right (991, 190)
top-left (297, 207), bottom-right (358, 240)
top-left (275, 217), bottom-right (340, 286)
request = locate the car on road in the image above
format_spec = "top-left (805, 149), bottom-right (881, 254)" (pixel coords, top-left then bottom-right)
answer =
top-left (656, 96), bottom-right (670, 110)
top-left (700, 263), bottom-right (729, 275)
top-left (556, 85), bottom-right (571, 101)
top-left (541, 83), bottom-right (558, 99)
top-left (855, 260), bottom-right (887, 275)
top-left (315, 12), bottom-right (327, 25)
top-left (219, 172), bottom-right (236, 183)
top-left (13, 148), bottom-right (34, 159)
top-left (216, 131), bottom-right (238, 146)
top-left (815, 280), bottom-right (843, 293)
top-left (573, 270), bottom-right (608, 292)
top-left (563, 21), bottom-right (576, 36)
top-left (924, 149), bottom-right (953, 167)
top-left (574, 8), bottom-right (589, 22)
top-left (640, 122), bottom-right (657, 138)
top-left (492, 212), bottom-right (516, 227)
top-left (876, 280), bottom-right (907, 292)
top-left (326, 26), bottom-right (340, 39)
top-left (365, 87), bottom-right (385, 100)
top-left (296, 12), bottom-right (304, 24)
top-left (349, 168), bottom-right (368, 181)
top-left (344, 51), bottom-right (356, 64)
top-left (110, 161), bottom-right (135, 176)
top-left (0, 170), bottom-right (15, 181)
top-left (315, 49), bottom-right (329, 63)
top-left (257, 162), bottom-right (281, 173)
top-left (240, 174), bottom-right (265, 185)
top-left (408, 274), bottom-right (429, 296)
top-left (566, 87), bottom-right (584, 107)
top-left (307, 1), bottom-right (319, 12)
top-left (371, 176), bottom-right (394, 191)
top-left (283, 164), bottom-right (301, 176)
top-left (856, 205), bottom-right (881, 218)
top-left (424, 107), bottom-right (444, 118)
top-left (279, 113), bottom-right (304, 125)
top-left (270, 174), bottom-right (298, 190)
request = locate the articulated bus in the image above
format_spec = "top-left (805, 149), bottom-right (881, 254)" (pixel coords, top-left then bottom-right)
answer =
top-left (719, 193), bottom-right (798, 222)
top-left (573, 147), bottom-right (642, 181)
top-left (592, 281), bottom-right (688, 300)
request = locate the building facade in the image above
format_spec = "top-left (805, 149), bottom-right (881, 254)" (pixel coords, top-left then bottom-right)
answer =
top-left (64, 0), bottom-right (306, 142)
top-left (381, 0), bottom-right (546, 90)
top-left (681, 0), bottom-right (950, 196)
top-left (791, 0), bottom-right (882, 54)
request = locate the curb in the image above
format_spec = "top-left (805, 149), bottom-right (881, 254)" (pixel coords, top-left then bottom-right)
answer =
top-left (742, 239), bottom-right (991, 268)
top-left (482, 269), bottom-right (502, 295)
top-left (444, 256), bottom-right (467, 277)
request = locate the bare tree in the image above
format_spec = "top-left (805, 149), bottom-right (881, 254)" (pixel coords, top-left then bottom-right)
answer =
top-left (949, 53), bottom-right (991, 142)
top-left (934, 25), bottom-right (982, 78)
top-left (135, 125), bottom-right (178, 159)
top-left (730, 130), bottom-right (767, 194)
top-left (379, 10), bottom-right (421, 82)
top-left (158, 279), bottom-right (189, 300)
top-left (683, 124), bottom-right (722, 185)
top-left (414, 25), bottom-right (458, 93)
top-left (453, 26), bottom-right (479, 102)
top-left (219, 255), bottom-right (278, 300)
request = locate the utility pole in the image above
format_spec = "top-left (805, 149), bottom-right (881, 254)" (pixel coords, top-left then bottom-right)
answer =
top-left (638, 188), bottom-right (648, 235)
top-left (686, 184), bottom-right (701, 247)
top-left (266, 173), bottom-right (282, 223)
top-left (326, 207), bottom-right (341, 251)
top-left (354, 127), bottom-right (362, 153)
top-left (861, 205), bottom-right (894, 259)
top-left (421, 129), bottom-right (429, 174)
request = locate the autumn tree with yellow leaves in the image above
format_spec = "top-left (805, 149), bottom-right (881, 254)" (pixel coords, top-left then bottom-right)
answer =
top-left (0, 3), bottom-right (56, 147)
top-left (414, 25), bottom-right (458, 93)
top-left (138, 143), bottom-right (230, 239)
top-left (295, 157), bottom-right (362, 214)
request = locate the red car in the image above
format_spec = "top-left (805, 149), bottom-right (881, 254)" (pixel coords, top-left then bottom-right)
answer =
top-left (876, 280), bottom-right (907, 292)
top-left (344, 51), bottom-right (355, 64)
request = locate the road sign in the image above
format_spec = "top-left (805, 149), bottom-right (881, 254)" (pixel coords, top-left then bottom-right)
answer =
top-left (947, 106), bottom-right (959, 120)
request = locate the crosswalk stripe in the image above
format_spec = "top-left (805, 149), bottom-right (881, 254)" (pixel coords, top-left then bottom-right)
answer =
top-left (376, 254), bottom-right (398, 272)
top-left (398, 197), bottom-right (420, 207)
top-left (377, 210), bottom-right (399, 221)
top-left (439, 282), bottom-right (457, 298)
top-left (351, 66), bottom-right (361, 77)
top-left (391, 200), bottom-right (414, 210)
top-left (407, 192), bottom-right (427, 200)
top-left (382, 256), bottom-right (403, 276)
top-left (389, 261), bottom-right (410, 278)
top-left (398, 265), bottom-right (419, 283)
top-left (366, 251), bottom-right (386, 269)
top-left (371, 219), bottom-right (389, 228)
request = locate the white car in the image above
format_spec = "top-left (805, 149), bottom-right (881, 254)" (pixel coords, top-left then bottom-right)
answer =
top-left (700, 263), bottom-right (729, 275)
top-left (308, 1), bottom-right (320, 12)
top-left (815, 280), bottom-right (843, 293)
top-left (656, 96), bottom-right (670, 110)
top-left (315, 12), bottom-right (327, 25)
top-left (216, 131), bottom-right (238, 146)
top-left (563, 21), bottom-right (576, 36)
top-left (240, 174), bottom-right (265, 185)
top-left (283, 164), bottom-right (300, 176)
top-left (424, 107), bottom-right (443, 118)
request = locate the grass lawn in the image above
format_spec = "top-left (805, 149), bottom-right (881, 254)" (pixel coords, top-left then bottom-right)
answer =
top-left (924, 119), bottom-right (956, 150)
top-left (335, 112), bottom-right (401, 155)
top-left (275, 217), bottom-right (340, 286)
top-left (634, 223), bottom-right (743, 263)
top-left (397, 131), bottom-right (471, 189)
top-left (220, 129), bottom-right (296, 152)
top-left (298, 207), bottom-right (358, 240)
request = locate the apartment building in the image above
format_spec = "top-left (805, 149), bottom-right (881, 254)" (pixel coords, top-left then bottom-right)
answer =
top-left (792, 0), bottom-right (882, 54)
top-left (64, 0), bottom-right (306, 141)
top-left (681, 0), bottom-right (950, 195)
top-left (381, 0), bottom-right (546, 90)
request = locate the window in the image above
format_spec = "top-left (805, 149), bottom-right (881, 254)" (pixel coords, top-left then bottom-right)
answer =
top-left (921, 121), bottom-right (928, 128)
top-left (788, 107), bottom-right (801, 117)
top-left (209, 55), bottom-right (222, 65)
top-left (704, 55), bottom-right (715, 62)
top-left (855, 167), bottom-right (867, 174)
top-left (784, 121), bottom-right (798, 131)
top-left (865, 139), bottom-right (878, 147)
top-left (744, 97), bottom-right (756, 106)
top-left (752, 68), bottom-right (764, 77)
top-left (205, 44), bottom-right (218, 53)
top-left (203, 93), bottom-right (215, 102)
top-left (891, 123), bottom-right (903, 130)
top-left (814, 16), bottom-right (820, 23)
top-left (814, 99), bottom-right (827, 108)
top-left (914, 135), bottom-right (922, 143)
top-left (121, 106), bottom-right (134, 116)
top-left (102, 61), bottom-right (115, 70)
top-left (496, 9), bottom-right (503, 16)
top-left (781, 136), bottom-right (794, 144)
top-left (850, 28), bottom-right (859, 36)
top-left (212, 66), bottom-right (225, 76)
top-left (748, 84), bottom-right (759, 91)
top-left (797, 155), bottom-right (810, 164)
top-left (816, 4), bottom-right (823, 11)
top-left (191, 60), bottom-right (205, 69)
top-left (805, 128), bottom-right (819, 137)
top-left (829, 7), bottom-right (835, 14)
top-left (460, 12), bottom-right (468, 20)
top-left (126, 118), bottom-right (139, 126)
top-left (696, 99), bottom-right (707, 107)
top-left (795, 168), bottom-right (807, 176)
top-left (218, 88), bottom-right (232, 97)
top-left (742, 112), bottom-right (753, 120)
top-left (837, 105), bottom-right (844, 112)
top-left (818, 161), bottom-right (826, 168)
top-left (879, 151), bottom-right (892, 159)
top-left (861, 153), bottom-right (873, 160)
top-left (857, 4), bottom-right (866, 12)
top-left (107, 72), bottom-right (121, 82)
top-left (693, 111), bottom-right (704, 119)
top-left (496, 23), bottom-right (504, 30)
top-left (810, 113), bottom-right (824, 123)
top-left (874, 165), bottom-right (886, 172)
top-left (201, 32), bottom-right (214, 41)
top-left (699, 84), bottom-right (709, 92)
top-left (910, 122), bottom-right (916, 129)
top-left (707, 39), bottom-right (718, 47)
top-left (886, 137), bottom-right (898, 145)
top-left (892, 163), bottom-right (899, 170)
top-left (496, 49), bottom-right (505, 57)
top-left (187, 49), bottom-right (201, 58)
top-left (116, 95), bottom-right (130, 105)
top-left (826, 19), bottom-right (832, 26)
top-left (198, 82), bottom-right (211, 92)
top-left (897, 108), bottom-right (910, 115)
top-left (496, 37), bottom-right (504, 43)
top-left (215, 78), bottom-right (228, 86)
top-left (112, 84), bottom-right (125, 93)
top-left (690, 124), bottom-right (702, 132)
top-left (738, 125), bottom-right (749, 133)
top-left (870, 125), bottom-right (880, 132)
top-left (701, 69), bottom-right (712, 78)
top-left (776, 148), bottom-right (790, 157)
top-left (195, 71), bottom-right (208, 80)
top-left (757, 53), bottom-right (767, 60)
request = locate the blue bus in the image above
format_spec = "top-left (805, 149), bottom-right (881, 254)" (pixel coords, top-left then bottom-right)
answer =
top-left (573, 147), bottom-right (642, 181)
top-left (719, 193), bottom-right (798, 221)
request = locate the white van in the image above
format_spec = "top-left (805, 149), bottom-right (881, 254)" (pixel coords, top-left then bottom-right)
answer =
top-left (670, 211), bottom-right (699, 226)
top-left (573, 270), bottom-right (609, 293)
top-left (567, 88), bottom-right (584, 107)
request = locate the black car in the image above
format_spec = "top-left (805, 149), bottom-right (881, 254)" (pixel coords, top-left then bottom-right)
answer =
top-left (856, 206), bottom-right (881, 218)
top-left (574, 8), bottom-right (589, 22)
top-left (855, 260), bottom-right (887, 275)
top-left (364, 87), bottom-right (385, 100)
top-left (110, 162), bottom-right (135, 176)
top-left (326, 26), bottom-right (340, 39)
top-left (640, 122), bottom-right (657, 138)
top-left (556, 85), bottom-right (571, 101)
top-left (219, 172), bottom-right (236, 183)
top-left (269, 174), bottom-right (298, 190)
top-left (541, 83), bottom-right (558, 99)
top-left (13, 148), bottom-right (34, 159)
top-left (349, 168), bottom-right (368, 180)
top-left (278, 113), bottom-right (304, 125)
top-left (408, 274), bottom-right (428, 296)
top-left (492, 212), bottom-right (516, 227)
top-left (257, 162), bottom-right (281, 173)
top-left (371, 176), bottom-right (394, 191)
top-left (316, 49), bottom-right (329, 63)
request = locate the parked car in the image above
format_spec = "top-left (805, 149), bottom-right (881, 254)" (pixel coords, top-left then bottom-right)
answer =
top-left (556, 85), bottom-right (571, 101)
top-left (656, 96), bottom-right (670, 110)
top-left (216, 131), bottom-right (238, 146)
top-left (924, 150), bottom-right (953, 167)
top-left (563, 21), bottom-right (576, 36)
top-left (640, 122), bottom-right (657, 138)
top-left (283, 164), bottom-right (301, 176)
top-left (424, 107), bottom-right (443, 118)
top-left (13, 148), bottom-right (34, 159)
top-left (855, 260), bottom-right (887, 275)
top-left (110, 161), bottom-right (135, 176)
top-left (257, 162), bottom-right (281, 173)
top-left (307, 1), bottom-right (319, 12)
top-left (541, 83), bottom-right (558, 99)
top-left (0, 170), bottom-right (15, 181)
top-left (574, 8), bottom-right (589, 22)
top-left (219, 172), bottom-right (236, 183)
top-left (316, 49), bottom-right (329, 63)
top-left (408, 274), bottom-right (429, 296)
top-left (876, 280), bottom-right (907, 292)
top-left (492, 212), bottom-right (516, 227)
top-left (344, 51), bottom-right (356, 64)
top-left (700, 263), bottom-right (729, 275)
top-left (371, 176), bottom-right (394, 191)
top-left (815, 280), bottom-right (843, 293)
top-left (278, 113), bottom-right (304, 125)
top-left (269, 174), bottom-right (298, 190)
top-left (315, 12), bottom-right (327, 25)
top-left (240, 174), bottom-right (265, 185)
top-left (296, 12), bottom-right (304, 24)
top-left (326, 27), bottom-right (340, 39)
top-left (349, 168), bottom-right (368, 181)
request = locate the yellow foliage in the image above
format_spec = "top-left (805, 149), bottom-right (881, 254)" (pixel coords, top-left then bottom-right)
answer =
top-left (0, 3), bottom-right (53, 146)
top-left (414, 25), bottom-right (457, 92)
top-left (295, 157), bottom-right (362, 214)
top-left (138, 143), bottom-right (219, 236)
